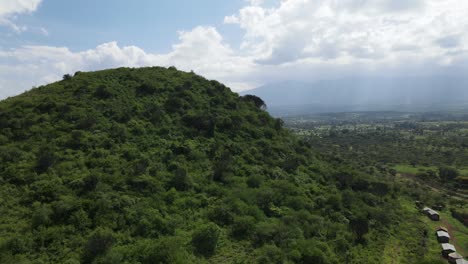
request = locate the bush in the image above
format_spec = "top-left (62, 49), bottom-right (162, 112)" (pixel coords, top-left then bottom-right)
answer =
top-left (31, 203), bottom-right (53, 229)
top-left (141, 237), bottom-right (188, 264)
top-left (231, 216), bottom-right (256, 240)
top-left (439, 167), bottom-right (458, 182)
top-left (247, 175), bottom-right (264, 188)
top-left (256, 244), bottom-right (285, 264)
top-left (82, 228), bottom-right (115, 264)
top-left (191, 223), bottom-right (220, 257)
top-left (94, 85), bottom-right (112, 99)
top-left (136, 83), bottom-right (157, 96)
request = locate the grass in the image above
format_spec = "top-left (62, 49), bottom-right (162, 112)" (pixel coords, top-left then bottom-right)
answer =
top-left (393, 164), bottom-right (468, 177)
top-left (458, 168), bottom-right (468, 176)
top-left (384, 198), bottom-right (468, 264)
top-left (393, 164), bottom-right (438, 175)
top-left (421, 208), bottom-right (468, 257)
top-left (381, 199), bottom-right (445, 264)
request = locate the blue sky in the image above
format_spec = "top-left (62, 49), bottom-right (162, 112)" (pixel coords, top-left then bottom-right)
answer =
top-left (1, 0), bottom-right (245, 52)
top-left (1, 0), bottom-right (467, 99)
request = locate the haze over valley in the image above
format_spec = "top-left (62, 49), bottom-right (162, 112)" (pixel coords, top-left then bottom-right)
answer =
top-left (244, 76), bottom-right (468, 116)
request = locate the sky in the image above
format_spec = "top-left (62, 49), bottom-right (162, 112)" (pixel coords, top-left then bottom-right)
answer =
top-left (0, 0), bottom-right (467, 99)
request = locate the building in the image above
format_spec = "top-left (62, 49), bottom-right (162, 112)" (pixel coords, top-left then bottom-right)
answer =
top-left (427, 209), bottom-right (440, 221)
top-left (448, 253), bottom-right (463, 264)
top-left (436, 230), bottom-right (450, 243)
top-left (422, 207), bottom-right (440, 220)
top-left (455, 258), bottom-right (468, 264)
top-left (441, 243), bottom-right (456, 257)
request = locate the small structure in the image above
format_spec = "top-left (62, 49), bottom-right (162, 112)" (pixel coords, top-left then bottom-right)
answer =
top-left (436, 226), bottom-right (449, 233)
top-left (436, 230), bottom-right (450, 243)
top-left (441, 243), bottom-right (456, 257)
top-left (455, 258), bottom-right (468, 264)
top-left (426, 209), bottom-right (440, 221)
top-left (448, 253), bottom-right (463, 264)
top-left (422, 207), bottom-right (431, 213)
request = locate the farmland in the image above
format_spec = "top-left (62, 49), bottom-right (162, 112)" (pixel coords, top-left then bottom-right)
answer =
top-left (284, 111), bottom-right (468, 261)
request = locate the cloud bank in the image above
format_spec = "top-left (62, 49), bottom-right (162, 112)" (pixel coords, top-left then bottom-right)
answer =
top-left (1, 0), bottom-right (468, 99)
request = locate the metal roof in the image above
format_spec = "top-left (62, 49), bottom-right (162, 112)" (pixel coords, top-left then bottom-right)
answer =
top-left (441, 243), bottom-right (456, 251)
top-left (449, 252), bottom-right (463, 259)
top-left (455, 258), bottom-right (468, 264)
top-left (436, 226), bottom-right (448, 232)
top-left (427, 209), bottom-right (439, 215)
top-left (437, 231), bottom-right (450, 238)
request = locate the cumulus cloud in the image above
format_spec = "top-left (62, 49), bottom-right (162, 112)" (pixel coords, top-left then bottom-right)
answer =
top-left (0, 0), bottom-right (42, 33)
top-left (226, 0), bottom-right (468, 66)
top-left (0, 26), bottom-right (255, 98)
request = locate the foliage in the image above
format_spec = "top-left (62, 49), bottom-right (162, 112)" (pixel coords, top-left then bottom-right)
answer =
top-left (0, 67), bottom-right (418, 263)
top-left (191, 223), bottom-right (220, 257)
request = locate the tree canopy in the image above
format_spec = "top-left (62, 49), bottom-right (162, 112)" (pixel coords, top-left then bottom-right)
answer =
top-left (0, 67), bottom-right (424, 263)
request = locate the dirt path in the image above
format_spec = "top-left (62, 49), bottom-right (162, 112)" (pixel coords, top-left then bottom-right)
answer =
top-left (441, 219), bottom-right (468, 256)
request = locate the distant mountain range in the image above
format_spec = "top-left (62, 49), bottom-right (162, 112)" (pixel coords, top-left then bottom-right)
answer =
top-left (242, 76), bottom-right (468, 116)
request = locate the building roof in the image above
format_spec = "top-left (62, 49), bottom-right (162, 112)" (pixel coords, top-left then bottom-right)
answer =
top-left (455, 259), bottom-right (468, 264)
top-left (436, 226), bottom-right (448, 232)
top-left (437, 231), bottom-right (450, 238)
top-left (441, 243), bottom-right (456, 252)
top-left (427, 209), bottom-right (439, 216)
top-left (449, 252), bottom-right (463, 259)
top-left (423, 207), bottom-right (431, 212)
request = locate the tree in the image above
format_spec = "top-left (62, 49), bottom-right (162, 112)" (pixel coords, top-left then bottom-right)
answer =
top-left (31, 203), bottom-right (52, 229)
top-left (35, 146), bottom-right (56, 174)
top-left (439, 167), bottom-right (458, 182)
top-left (241, 95), bottom-right (267, 110)
top-left (170, 168), bottom-right (193, 191)
top-left (94, 85), bottom-right (112, 99)
top-left (231, 216), bottom-right (256, 239)
top-left (350, 214), bottom-right (369, 244)
top-left (256, 244), bottom-right (285, 264)
top-left (81, 228), bottom-right (115, 264)
top-left (141, 237), bottom-right (188, 264)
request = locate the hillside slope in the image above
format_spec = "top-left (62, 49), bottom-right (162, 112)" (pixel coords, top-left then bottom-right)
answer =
top-left (0, 67), bottom-right (424, 263)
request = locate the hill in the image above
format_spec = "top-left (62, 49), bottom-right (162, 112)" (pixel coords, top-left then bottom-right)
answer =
top-left (0, 67), bottom-right (437, 263)
top-left (243, 77), bottom-right (468, 116)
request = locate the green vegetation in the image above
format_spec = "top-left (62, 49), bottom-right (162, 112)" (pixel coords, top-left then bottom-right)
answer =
top-left (284, 111), bottom-right (468, 262)
top-left (286, 112), bottom-right (468, 188)
top-left (0, 67), bottom-right (465, 263)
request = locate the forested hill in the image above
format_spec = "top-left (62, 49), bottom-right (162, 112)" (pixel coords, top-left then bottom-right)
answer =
top-left (0, 67), bottom-right (410, 263)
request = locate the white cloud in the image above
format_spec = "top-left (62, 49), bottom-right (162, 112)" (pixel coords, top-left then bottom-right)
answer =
top-left (0, 26), bottom-right (256, 98)
top-left (0, 0), bottom-right (42, 33)
top-left (1, 0), bottom-right (468, 99)
top-left (0, 0), bottom-right (42, 16)
top-left (226, 0), bottom-right (468, 66)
